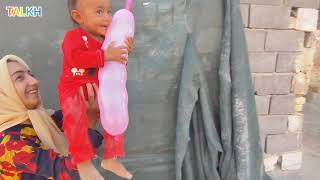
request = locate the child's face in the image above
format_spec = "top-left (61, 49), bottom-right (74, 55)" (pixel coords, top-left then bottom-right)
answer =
top-left (72, 0), bottom-right (112, 39)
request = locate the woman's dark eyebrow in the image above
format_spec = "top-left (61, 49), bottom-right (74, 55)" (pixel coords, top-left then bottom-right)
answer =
top-left (10, 70), bottom-right (27, 76)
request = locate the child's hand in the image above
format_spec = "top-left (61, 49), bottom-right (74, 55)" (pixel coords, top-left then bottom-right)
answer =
top-left (124, 37), bottom-right (134, 55)
top-left (104, 42), bottom-right (128, 64)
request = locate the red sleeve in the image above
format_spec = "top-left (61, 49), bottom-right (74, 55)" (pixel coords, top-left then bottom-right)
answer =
top-left (62, 31), bottom-right (104, 69)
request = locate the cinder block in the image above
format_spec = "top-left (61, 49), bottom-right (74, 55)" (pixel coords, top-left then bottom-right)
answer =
top-left (285, 0), bottom-right (319, 8)
top-left (270, 95), bottom-right (295, 115)
top-left (266, 133), bottom-right (300, 153)
top-left (265, 30), bottom-right (304, 52)
top-left (281, 151), bottom-right (303, 170)
top-left (259, 115), bottom-right (288, 134)
top-left (252, 75), bottom-right (256, 87)
top-left (295, 8), bottom-right (318, 32)
top-left (240, 4), bottom-right (249, 27)
top-left (240, 0), bottom-right (249, 3)
top-left (261, 135), bottom-right (266, 152)
top-left (264, 154), bottom-right (280, 171)
top-left (288, 115), bottom-right (303, 132)
top-left (245, 29), bottom-right (267, 51)
top-left (249, 52), bottom-right (277, 73)
top-left (250, 0), bottom-right (283, 5)
top-left (255, 75), bottom-right (293, 95)
top-left (249, 5), bottom-right (290, 29)
top-left (276, 53), bottom-right (298, 73)
top-left (255, 96), bottom-right (271, 115)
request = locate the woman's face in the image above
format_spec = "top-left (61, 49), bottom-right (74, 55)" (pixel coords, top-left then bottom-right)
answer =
top-left (7, 61), bottom-right (41, 109)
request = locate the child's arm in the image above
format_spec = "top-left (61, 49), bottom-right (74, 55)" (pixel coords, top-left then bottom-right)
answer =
top-left (105, 37), bottom-right (134, 63)
top-left (62, 38), bottom-right (105, 69)
top-left (103, 42), bottom-right (129, 64)
top-left (62, 33), bottom-right (132, 69)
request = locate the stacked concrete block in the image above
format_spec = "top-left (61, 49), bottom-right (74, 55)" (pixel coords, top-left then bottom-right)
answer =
top-left (276, 53), bottom-right (297, 73)
top-left (264, 154), bottom-right (280, 171)
top-left (265, 30), bottom-right (304, 51)
top-left (266, 133), bottom-right (300, 153)
top-left (250, 0), bottom-right (283, 5)
top-left (288, 114), bottom-right (304, 132)
top-left (259, 115), bottom-right (288, 134)
top-left (295, 8), bottom-right (318, 32)
top-left (285, 0), bottom-right (320, 8)
top-left (254, 75), bottom-right (293, 95)
top-left (240, 4), bottom-right (249, 27)
top-left (241, 0), bottom-right (319, 172)
top-left (245, 30), bottom-right (266, 51)
top-left (249, 5), bottom-right (291, 29)
top-left (270, 95), bottom-right (296, 115)
top-left (255, 96), bottom-right (270, 115)
top-left (249, 52), bottom-right (277, 73)
top-left (281, 151), bottom-right (303, 170)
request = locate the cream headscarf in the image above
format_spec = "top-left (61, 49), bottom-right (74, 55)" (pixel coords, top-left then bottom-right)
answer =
top-left (0, 55), bottom-right (68, 156)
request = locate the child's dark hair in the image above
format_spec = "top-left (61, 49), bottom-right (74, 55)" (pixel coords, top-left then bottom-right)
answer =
top-left (68, 0), bottom-right (78, 24)
top-left (68, 0), bottom-right (77, 12)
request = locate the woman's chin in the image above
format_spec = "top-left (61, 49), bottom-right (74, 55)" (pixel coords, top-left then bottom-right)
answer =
top-left (25, 99), bottom-right (42, 109)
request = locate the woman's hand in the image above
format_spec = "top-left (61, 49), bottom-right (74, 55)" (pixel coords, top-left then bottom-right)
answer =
top-left (79, 83), bottom-right (99, 129)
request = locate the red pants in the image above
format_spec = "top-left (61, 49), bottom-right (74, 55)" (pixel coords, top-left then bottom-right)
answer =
top-left (59, 91), bottom-right (125, 164)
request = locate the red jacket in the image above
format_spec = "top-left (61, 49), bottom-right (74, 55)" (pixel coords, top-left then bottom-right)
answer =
top-left (58, 28), bottom-right (104, 98)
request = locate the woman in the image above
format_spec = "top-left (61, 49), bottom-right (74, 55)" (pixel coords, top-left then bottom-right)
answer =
top-left (0, 55), bottom-right (103, 180)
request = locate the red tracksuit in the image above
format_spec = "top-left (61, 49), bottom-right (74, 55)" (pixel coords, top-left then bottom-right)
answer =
top-left (58, 27), bottom-right (125, 164)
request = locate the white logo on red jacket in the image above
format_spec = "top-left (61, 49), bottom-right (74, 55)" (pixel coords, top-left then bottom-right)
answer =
top-left (71, 68), bottom-right (85, 76)
top-left (82, 36), bottom-right (89, 48)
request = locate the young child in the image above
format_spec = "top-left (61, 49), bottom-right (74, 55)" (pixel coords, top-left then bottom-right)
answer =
top-left (58, 0), bottom-right (133, 179)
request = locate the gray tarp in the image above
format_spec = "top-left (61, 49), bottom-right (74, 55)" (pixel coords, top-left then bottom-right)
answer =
top-left (175, 0), bottom-right (272, 179)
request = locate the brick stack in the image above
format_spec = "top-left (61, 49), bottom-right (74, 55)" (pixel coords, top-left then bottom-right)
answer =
top-left (240, 0), bottom-right (319, 172)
